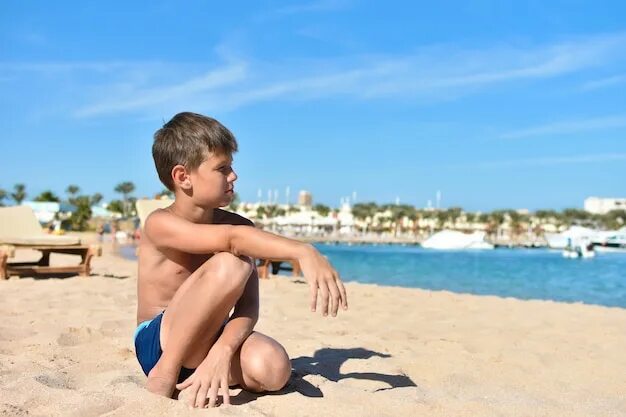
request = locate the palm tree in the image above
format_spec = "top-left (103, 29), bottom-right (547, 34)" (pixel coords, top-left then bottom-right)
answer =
top-left (265, 205), bottom-right (284, 218)
top-left (445, 207), bottom-right (463, 229)
top-left (256, 205), bottom-right (267, 219)
top-left (487, 210), bottom-right (506, 240)
top-left (0, 188), bottom-right (6, 206)
top-left (352, 202), bottom-right (378, 233)
top-left (562, 208), bottom-right (592, 227)
top-left (91, 193), bottom-right (103, 206)
top-left (12, 183), bottom-right (27, 205)
top-left (600, 209), bottom-right (626, 230)
top-left (464, 212), bottom-right (477, 230)
top-left (68, 195), bottom-right (93, 231)
top-left (436, 210), bottom-right (448, 230)
top-left (34, 190), bottom-right (60, 202)
top-left (313, 204), bottom-right (331, 217)
top-left (389, 204), bottom-right (415, 236)
top-left (65, 185), bottom-right (80, 205)
top-left (114, 181), bottom-right (135, 217)
top-left (506, 210), bottom-right (526, 241)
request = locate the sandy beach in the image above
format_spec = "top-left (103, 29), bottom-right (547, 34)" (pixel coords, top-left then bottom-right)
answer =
top-left (1, 239), bottom-right (625, 417)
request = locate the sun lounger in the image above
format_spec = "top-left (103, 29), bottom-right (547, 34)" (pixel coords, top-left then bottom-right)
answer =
top-left (135, 198), bottom-right (173, 228)
top-left (0, 206), bottom-right (101, 279)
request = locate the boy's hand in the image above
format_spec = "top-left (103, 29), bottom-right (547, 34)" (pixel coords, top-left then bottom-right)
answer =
top-left (175, 344), bottom-right (233, 408)
top-left (298, 244), bottom-right (348, 316)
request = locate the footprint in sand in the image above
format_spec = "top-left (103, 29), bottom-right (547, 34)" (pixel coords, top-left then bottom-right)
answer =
top-left (108, 374), bottom-right (144, 386)
top-left (34, 372), bottom-right (76, 390)
top-left (0, 403), bottom-right (30, 417)
top-left (99, 320), bottom-right (132, 337)
top-left (57, 327), bottom-right (103, 346)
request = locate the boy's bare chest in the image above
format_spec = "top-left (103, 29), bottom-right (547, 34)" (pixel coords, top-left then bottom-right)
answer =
top-left (165, 250), bottom-right (213, 274)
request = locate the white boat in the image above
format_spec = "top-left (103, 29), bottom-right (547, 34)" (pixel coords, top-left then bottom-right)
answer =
top-left (562, 238), bottom-right (595, 259)
top-left (545, 226), bottom-right (597, 249)
top-left (422, 230), bottom-right (494, 250)
top-left (591, 227), bottom-right (626, 253)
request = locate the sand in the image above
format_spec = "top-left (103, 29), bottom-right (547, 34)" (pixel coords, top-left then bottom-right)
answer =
top-left (1, 240), bottom-right (625, 416)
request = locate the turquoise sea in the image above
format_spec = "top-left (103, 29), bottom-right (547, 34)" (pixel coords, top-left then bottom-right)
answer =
top-left (119, 244), bottom-right (626, 308)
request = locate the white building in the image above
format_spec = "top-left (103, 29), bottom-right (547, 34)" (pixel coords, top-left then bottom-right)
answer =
top-left (584, 197), bottom-right (626, 214)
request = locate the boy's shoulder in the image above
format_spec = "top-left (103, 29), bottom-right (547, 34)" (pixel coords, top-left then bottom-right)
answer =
top-left (212, 208), bottom-right (255, 227)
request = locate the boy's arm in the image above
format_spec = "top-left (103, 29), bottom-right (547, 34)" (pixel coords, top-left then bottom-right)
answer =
top-left (145, 210), bottom-right (348, 315)
top-left (146, 210), bottom-right (306, 259)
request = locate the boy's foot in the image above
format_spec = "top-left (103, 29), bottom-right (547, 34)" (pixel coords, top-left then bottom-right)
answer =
top-left (146, 368), bottom-right (178, 398)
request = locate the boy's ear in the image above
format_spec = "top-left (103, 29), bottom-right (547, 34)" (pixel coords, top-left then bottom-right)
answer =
top-left (171, 165), bottom-right (192, 190)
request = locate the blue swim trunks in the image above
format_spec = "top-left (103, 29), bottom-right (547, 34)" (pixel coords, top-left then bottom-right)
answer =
top-left (133, 312), bottom-right (195, 384)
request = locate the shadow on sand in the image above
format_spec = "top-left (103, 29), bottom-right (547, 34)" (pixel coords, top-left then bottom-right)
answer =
top-left (230, 347), bottom-right (416, 405)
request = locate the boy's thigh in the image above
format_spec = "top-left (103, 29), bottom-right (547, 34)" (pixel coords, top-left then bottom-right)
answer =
top-left (159, 253), bottom-right (241, 355)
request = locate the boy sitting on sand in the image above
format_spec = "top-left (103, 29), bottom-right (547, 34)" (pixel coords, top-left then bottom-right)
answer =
top-left (134, 112), bottom-right (348, 408)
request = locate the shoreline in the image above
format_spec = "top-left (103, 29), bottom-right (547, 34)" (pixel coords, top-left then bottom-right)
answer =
top-left (107, 241), bottom-right (626, 310)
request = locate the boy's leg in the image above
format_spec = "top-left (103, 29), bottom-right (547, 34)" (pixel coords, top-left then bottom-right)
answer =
top-left (147, 252), bottom-right (253, 397)
top-left (228, 332), bottom-right (291, 393)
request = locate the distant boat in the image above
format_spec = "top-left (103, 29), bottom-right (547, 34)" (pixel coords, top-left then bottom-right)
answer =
top-left (545, 226), bottom-right (597, 249)
top-left (562, 237), bottom-right (595, 259)
top-left (591, 227), bottom-right (626, 253)
top-left (422, 230), bottom-right (494, 250)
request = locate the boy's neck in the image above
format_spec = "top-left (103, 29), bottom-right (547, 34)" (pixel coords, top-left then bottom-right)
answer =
top-left (168, 199), bottom-right (216, 224)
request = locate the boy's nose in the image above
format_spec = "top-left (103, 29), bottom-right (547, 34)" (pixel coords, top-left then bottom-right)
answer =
top-left (229, 169), bottom-right (238, 182)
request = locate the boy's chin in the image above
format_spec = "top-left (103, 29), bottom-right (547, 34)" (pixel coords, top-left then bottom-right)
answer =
top-left (218, 197), bottom-right (233, 208)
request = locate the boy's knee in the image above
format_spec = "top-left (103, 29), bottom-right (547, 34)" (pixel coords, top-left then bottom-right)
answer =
top-left (248, 343), bottom-right (291, 392)
top-left (206, 252), bottom-right (252, 289)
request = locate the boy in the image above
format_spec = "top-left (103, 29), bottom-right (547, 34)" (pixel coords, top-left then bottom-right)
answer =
top-left (134, 112), bottom-right (348, 408)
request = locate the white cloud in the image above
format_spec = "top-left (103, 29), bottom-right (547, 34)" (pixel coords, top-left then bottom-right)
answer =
top-left (9, 32), bottom-right (626, 118)
top-left (74, 63), bottom-right (248, 117)
top-left (581, 73), bottom-right (626, 91)
top-left (450, 153), bottom-right (626, 169)
top-left (500, 114), bottom-right (626, 139)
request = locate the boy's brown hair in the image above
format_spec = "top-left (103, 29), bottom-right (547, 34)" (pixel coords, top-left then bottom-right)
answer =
top-left (153, 112), bottom-right (238, 191)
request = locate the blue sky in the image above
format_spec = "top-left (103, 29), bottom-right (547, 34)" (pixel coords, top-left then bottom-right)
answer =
top-left (1, 0), bottom-right (625, 211)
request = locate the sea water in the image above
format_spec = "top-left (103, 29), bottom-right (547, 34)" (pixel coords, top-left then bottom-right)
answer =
top-left (315, 244), bottom-right (626, 308)
top-left (119, 244), bottom-right (626, 308)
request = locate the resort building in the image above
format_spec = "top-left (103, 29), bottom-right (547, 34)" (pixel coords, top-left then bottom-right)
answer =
top-left (584, 197), bottom-right (626, 214)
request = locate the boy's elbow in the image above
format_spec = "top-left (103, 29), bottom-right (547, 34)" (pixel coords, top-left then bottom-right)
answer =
top-left (228, 224), bottom-right (254, 256)
top-left (227, 225), bottom-right (240, 255)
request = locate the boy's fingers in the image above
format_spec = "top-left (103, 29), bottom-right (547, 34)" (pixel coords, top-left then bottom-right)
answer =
top-left (176, 377), bottom-right (193, 391)
top-left (195, 383), bottom-right (208, 409)
top-left (208, 381), bottom-right (219, 408)
top-left (187, 382), bottom-right (200, 407)
top-left (328, 279), bottom-right (340, 317)
top-left (335, 272), bottom-right (348, 309)
top-left (319, 280), bottom-right (330, 316)
top-left (221, 379), bottom-right (231, 406)
top-left (309, 281), bottom-right (318, 312)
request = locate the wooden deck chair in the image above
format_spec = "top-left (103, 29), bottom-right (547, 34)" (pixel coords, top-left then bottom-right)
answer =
top-left (0, 206), bottom-right (101, 279)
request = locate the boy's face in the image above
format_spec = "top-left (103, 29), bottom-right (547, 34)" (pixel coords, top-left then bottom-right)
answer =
top-left (188, 151), bottom-right (237, 208)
